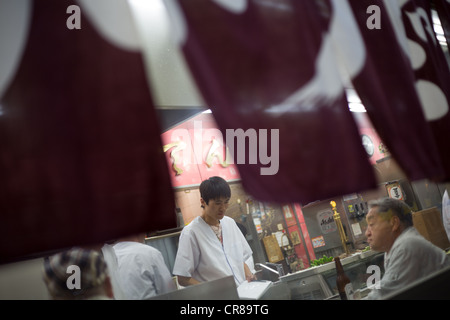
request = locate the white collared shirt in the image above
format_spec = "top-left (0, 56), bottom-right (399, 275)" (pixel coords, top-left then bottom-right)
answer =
top-left (173, 216), bottom-right (253, 286)
top-left (113, 241), bottom-right (176, 299)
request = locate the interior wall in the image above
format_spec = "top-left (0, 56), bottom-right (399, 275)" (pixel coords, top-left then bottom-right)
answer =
top-left (0, 258), bottom-right (48, 300)
top-left (301, 197), bottom-right (348, 258)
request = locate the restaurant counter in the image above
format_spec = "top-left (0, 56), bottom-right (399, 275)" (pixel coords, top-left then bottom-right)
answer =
top-left (149, 250), bottom-right (382, 300)
top-left (148, 249), bottom-right (450, 300)
top-left (278, 250), bottom-right (384, 300)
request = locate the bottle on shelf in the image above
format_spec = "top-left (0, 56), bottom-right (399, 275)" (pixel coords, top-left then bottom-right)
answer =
top-left (334, 257), bottom-right (354, 300)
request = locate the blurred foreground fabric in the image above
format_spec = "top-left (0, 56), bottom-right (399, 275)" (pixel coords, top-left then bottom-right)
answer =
top-left (0, 0), bottom-right (176, 263)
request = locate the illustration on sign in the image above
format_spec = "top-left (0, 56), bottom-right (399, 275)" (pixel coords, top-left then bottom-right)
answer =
top-left (312, 235), bottom-right (326, 248)
top-left (386, 182), bottom-right (404, 200)
top-left (317, 209), bottom-right (337, 234)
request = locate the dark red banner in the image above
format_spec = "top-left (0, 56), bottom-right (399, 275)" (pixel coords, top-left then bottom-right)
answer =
top-left (0, 1), bottom-right (176, 263)
top-left (347, 0), bottom-right (447, 182)
top-left (401, 0), bottom-right (450, 180)
top-left (170, 0), bottom-right (377, 205)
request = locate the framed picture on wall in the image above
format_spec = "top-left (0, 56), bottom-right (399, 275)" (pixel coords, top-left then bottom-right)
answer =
top-left (290, 230), bottom-right (301, 246)
top-left (282, 205), bottom-right (297, 226)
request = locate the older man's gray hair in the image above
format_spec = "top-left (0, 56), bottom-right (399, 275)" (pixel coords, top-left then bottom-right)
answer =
top-left (368, 197), bottom-right (413, 227)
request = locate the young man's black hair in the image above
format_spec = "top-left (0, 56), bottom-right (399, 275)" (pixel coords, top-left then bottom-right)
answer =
top-left (199, 176), bottom-right (231, 208)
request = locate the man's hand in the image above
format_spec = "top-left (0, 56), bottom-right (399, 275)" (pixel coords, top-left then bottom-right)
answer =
top-left (177, 275), bottom-right (201, 287)
top-left (244, 263), bottom-right (256, 282)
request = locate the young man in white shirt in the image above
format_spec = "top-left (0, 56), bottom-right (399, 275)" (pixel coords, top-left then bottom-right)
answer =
top-left (365, 197), bottom-right (450, 299)
top-left (173, 176), bottom-right (255, 287)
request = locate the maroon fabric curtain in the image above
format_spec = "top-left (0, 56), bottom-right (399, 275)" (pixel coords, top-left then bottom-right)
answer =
top-left (401, 0), bottom-right (450, 180)
top-left (346, 0), bottom-right (447, 182)
top-left (173, 0), bottom-right (377, 205)
top-left (0, 1), bottom-right (176, 263)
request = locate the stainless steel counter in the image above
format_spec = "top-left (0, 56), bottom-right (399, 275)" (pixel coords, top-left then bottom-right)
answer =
top-left (278, 250), bottom-right (384, 300)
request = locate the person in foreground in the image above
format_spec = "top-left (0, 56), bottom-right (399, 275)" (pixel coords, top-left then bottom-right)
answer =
top-left (113, 233), bottom-right (176, 299)
top-left (42, 248), bottom-right (114, 300)
top-left (365, 198), bottom-right (450, 299)
top-left (173, 176), bottom-right (254, 287)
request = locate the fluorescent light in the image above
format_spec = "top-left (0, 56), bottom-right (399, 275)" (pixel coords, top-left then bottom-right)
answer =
top-left (432, 9), bottom-right (448, 48)
top-left (345, 88), bottom-right (361, 104)
top-left (434, 24), bottom-right (444, 36)
top-left (128, 0), bottom-right (166, 12)
top-left (349, 102), bottom-right (366, 113)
